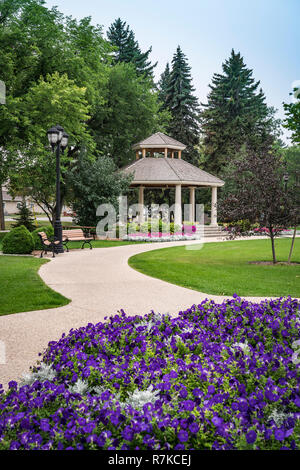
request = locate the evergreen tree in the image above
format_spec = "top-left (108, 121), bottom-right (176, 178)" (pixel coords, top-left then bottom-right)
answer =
top-left (12, 200), bottom-right (36, 232)
top-left (107, 18), bottom-right (157, 78)
top-left (164, 46), bottom-right (200, 165)
top-left (157, 63), bottom-right (170, 109)
top-left (201, 49), bottom-right (275, 175)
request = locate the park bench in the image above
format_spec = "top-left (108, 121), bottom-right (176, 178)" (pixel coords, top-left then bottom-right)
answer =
top-left (62, 229), bottom-right (93, 252)
top-left (38, 232), bottom-right (60, 258)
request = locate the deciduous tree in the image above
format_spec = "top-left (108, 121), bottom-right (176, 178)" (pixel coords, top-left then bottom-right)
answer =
top-left (68, 154), bottom-right (132, 227)
top-left (218, 146), bottom-right (293, 264)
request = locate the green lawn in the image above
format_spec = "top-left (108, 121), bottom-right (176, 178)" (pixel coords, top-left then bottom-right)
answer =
top-left (0, 256), bottom-right (70, 316)
top-left (65, 240), bottom-right (144, 250)
top-left (129, 238), bottom-right (300, 297)
top-left (4, 220), bottom-right (75, 230)
top-left (0, 239), bottom-right (143, 251)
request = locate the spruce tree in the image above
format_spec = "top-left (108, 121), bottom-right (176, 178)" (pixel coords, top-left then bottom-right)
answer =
top-left (12, 200), bottom-right (36, 232)
top-left (201, 49), bottom-right (274, 175)
top-left (157, 63), bottom-right (171, 110)
top-left (107, 18), bottom-right (157, 78)
top-left (163, 46), bottom-right (200, 165)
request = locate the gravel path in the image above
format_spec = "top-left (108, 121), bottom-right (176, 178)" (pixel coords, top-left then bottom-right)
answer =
top-left (0, 237), bottom-right (288, 388)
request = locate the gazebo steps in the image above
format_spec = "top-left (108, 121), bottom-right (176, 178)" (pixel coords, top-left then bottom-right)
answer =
top-left (195, 225), bottom-right (224, 238)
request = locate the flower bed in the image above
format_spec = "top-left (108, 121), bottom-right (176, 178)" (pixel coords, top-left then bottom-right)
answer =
top-left (223, 226), bottom-right (288, 238)
top-left (123, 232), bottom-right (198, 242)
top-left (0, 296), bottom-right (299, 450)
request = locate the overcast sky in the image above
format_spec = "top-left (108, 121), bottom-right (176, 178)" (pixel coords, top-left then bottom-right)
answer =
top-left (45, 0), bottom-right (300, 144)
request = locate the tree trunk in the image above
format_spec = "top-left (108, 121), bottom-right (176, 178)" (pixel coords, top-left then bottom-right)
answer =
top-left (270, 231), bottom-right (277, 264)
top-left (288, 225), bottom-right (297, 264)
top-left (0, 186), bottom-right (5, 231)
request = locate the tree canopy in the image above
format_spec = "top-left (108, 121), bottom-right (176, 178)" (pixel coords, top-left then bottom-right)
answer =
top-left (284, 87), bottom-right (300, 144)
top-left (0, 1), bottom-right (167, 223)
top-left (158, 46), bottom-right (200, 165)
top-left (218, 145), bottom-right (294, 264)
top-left (107, 18), bottom-right (157, 78)
top-left (200, 50), bottom-right (279, 175)
top-left (68, 154), bottom-right (132, 227)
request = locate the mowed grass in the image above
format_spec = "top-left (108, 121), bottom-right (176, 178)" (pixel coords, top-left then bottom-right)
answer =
top-left (129, 238), bottom-right (300, 297)
top-left (4, 219), bottom-right (75, 231)
top-left (65, 240), bottom-right (144, 250)
top-left (0, 256), bottom-right (70, 316)
top-left (0, 239), bottom-right (143, 251)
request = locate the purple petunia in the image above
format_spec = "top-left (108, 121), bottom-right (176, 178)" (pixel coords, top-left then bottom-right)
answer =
top-left (246, 430), bottom-right (257, 444)
top-left (0, 296), bottom-right (298, 451)
top-left (274, 429), bottom-right (285, 441)
top-left (181, 400), bottom-right (195, 411)
top-left (189, 422), bottom-right (199, 434)
top-left (178, 430), bottom-right (189, 442)
top-left (122, 426), bottom-right (134, 441)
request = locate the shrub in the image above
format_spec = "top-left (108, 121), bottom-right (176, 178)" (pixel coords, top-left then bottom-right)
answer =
top-left (2, 225), bottom-right (34, 254)
top-left (0, 296), bottom-right (299, 450)
top-left (170, 223), bottom-right (181, 234)
top-left (125, 221), bottom-right (181, 236)
top-left (0, 232), bottom-right (8, 242)
top-left (139, 220), bottom-right (181, 234)
top-left (127, 222), bottom-right (139, 234)
top-left (32, 226), bottom-right (54, 250)
top-left (227, 219), bottom-right (252, 233)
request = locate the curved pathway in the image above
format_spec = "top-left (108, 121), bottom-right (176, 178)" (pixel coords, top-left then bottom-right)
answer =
top-left (0, 237), bottom-right (283, 388)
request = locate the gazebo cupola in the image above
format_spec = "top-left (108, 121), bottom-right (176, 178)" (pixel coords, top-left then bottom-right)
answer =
top-left (132, 132), bottom-right (186, 160)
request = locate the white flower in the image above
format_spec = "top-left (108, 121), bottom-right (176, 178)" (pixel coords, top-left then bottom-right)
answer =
top-left (231, 341), bottom-right (250, 355)
top-left (69, 379), bottom-right (90, 395)
top-left (121, 386), bottom-right (160, 410)
top-left (268, 408), bottom-right (294, 426)
top-left (20, 363), bottom-right (56, 386)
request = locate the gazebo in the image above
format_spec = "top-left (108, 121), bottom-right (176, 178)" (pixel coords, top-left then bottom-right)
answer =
top-left (121, 132), bottom-right (224, 226)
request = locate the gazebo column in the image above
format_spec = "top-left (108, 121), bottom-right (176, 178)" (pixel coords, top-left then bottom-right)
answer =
top-left (174, 184), bottom-right (182, 226)
top-left (211, 186), bottom-right (218, 226)
top-left (138, 185), bottom-right (145, 224)
top-left (189, 187), bottom-right (195, 223)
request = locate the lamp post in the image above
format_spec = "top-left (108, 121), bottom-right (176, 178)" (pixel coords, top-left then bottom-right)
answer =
top-left (283, 173), bottom-right (289, 193)
top-left (47, 125), bottom-right (69, 253)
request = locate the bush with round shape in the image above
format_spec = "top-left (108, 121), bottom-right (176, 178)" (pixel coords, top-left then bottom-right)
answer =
top-left (2, 225), bottom-right (34, 254)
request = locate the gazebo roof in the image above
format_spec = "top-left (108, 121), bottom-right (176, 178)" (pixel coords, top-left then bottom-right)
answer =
top-left (132, 132), bottom-right (186, 151)
top-left (121, 157), bottom-right (224, 187)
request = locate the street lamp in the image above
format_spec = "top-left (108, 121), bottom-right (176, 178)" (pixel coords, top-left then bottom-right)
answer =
top-left (283, 173), bottom-right (289, 193)
top-left (47, 124), bottom-right (69, 253)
